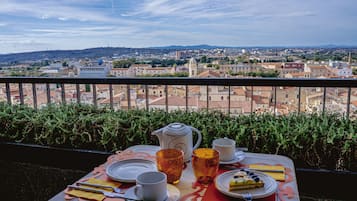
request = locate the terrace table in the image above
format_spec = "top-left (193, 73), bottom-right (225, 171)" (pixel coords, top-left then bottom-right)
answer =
top-left (49, 145), bottom-right (300, 201)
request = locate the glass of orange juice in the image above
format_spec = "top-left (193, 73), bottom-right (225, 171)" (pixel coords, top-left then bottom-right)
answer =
top-left (156, 149), bottom-right (184, 184)
top-left (192, 148), bottom-right (219, 184)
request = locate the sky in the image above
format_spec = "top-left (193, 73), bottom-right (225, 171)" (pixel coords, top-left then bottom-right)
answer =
top-left (0, 0), bottom-right (357, 54)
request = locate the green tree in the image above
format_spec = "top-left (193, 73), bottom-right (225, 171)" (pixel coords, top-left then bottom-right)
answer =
top-left (213, 64), bottom-right (220, 69)
top-left (62, 61), bottom-right (69, 67)
top-left (200, 56), bottom-right (207, 63)
top-left (85, 84), bottom-right (91, 92)
top-left (353, 68), bottom-right (357, 75)
top-left (113, 59), bottom-right (133, 68)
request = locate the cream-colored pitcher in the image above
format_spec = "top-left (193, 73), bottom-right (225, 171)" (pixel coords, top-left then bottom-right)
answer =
top-left (152, 122), bottom-right (202, 162)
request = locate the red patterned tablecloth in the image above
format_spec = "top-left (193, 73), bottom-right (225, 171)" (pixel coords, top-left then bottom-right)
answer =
top-left (49, 145), bottom-right (300, 201)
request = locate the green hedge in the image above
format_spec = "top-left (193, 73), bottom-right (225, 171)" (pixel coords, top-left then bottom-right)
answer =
top-left (0, 103), bottom-right (355, 171)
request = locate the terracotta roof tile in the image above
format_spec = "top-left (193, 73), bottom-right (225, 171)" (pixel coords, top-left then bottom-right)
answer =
top-left (197, 70), bottom-right (220, 78)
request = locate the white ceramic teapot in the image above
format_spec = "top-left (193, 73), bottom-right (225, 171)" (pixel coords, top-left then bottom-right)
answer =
top-left (152, 122), bottom-right (202, 162)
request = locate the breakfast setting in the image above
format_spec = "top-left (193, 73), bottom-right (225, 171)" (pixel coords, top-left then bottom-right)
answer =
top-left (51, 122), bottom-right (299, 201)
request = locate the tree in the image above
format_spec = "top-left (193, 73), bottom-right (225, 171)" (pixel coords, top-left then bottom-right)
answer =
top-left (200, 56), bottom-right (207, 63)
top-left (113, 59), bottom-right (133, 68)
top-left (353, 68), bottom-right (357, 75)
top-left (85, 84), bottom-right (91, 92)
top-left (62, 61), bottom-right (69, 67)
top-left (213, 64), bottom-right (220, 69)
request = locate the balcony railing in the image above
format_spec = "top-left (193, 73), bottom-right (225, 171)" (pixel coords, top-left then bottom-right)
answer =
top-left (1, 77), bottom-right (356, 118)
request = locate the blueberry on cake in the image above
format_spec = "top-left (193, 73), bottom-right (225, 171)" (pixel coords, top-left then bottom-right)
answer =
top-left (229, 169), bottom-right (264, 191)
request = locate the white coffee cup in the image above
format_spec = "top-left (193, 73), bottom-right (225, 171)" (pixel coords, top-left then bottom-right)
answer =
top-left (135, 171), bottom-right (168, 201)
top-left (212, 137), bottom-right (236, 161)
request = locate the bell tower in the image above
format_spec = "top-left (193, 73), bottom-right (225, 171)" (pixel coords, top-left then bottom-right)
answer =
top-left (188, 58), bottom-right (198, 77)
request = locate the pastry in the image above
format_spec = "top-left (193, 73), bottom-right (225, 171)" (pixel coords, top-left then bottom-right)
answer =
top-left (229, 169), bottom-right (264, 191)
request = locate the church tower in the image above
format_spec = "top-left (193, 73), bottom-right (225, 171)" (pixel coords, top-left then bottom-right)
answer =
top-left (188, 58), bottom-right (198, 77)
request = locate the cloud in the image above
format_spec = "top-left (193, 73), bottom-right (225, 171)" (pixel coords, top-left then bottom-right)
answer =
top-left (132, 0), bottom-right (316, 20)
top-left (58, 17), bottom-right (68, 21)
top-left (0, 0), bottom-right (115, 22)
top-left (28, 26), bottom-right (139, 38)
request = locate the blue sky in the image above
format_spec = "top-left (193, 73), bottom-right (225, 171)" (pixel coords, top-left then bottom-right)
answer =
top-left (0, 0), bottom-right (357, 53)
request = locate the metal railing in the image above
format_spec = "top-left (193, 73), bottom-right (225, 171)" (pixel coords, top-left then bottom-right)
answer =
top-left (0, 77), bottom-right (356, 117)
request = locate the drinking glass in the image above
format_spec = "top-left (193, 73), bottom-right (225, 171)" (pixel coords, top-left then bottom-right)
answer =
top-left (192, 148), bottom-right (219, 184)
top-left (156, 149), bottom-right (184, 184)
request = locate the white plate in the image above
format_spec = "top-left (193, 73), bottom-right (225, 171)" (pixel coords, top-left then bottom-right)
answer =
top-left (214, 169), bottom-right (278, 199)
top-left (124, 184), bottom-right (180, 201)
top-left (106, 159), bottom-right (157, 183)
top-left (125, 145), bottom-right (161, 156)
top-left (219, 151), bottom-right (246, 164)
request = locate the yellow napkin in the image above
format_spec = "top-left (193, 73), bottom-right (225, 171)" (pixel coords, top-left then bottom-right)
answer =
top-left (66, 178), bottom-right (121, 201)
top-left (248, 164), bottom-right (285, 181)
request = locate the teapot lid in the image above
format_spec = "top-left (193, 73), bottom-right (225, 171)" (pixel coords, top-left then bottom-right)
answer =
top-left (164, 123), bottom-right (191, 136)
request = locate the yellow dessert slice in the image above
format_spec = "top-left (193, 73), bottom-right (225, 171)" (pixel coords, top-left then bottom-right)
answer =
top-left (229, 170), bottom-right (264, 191)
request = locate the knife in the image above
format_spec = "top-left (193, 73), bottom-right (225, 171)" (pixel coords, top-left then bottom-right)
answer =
top-left (67, 185), bottom-right (140, 201)
top-left (220, 165), bottom-right (285, 173)
top-left (248, 168), bottom-right (285, 173)
top-left (76, 181), bottom-right (121, 193)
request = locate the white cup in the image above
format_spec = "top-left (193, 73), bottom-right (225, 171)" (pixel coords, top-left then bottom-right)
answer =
top-left (135, 171), bottom-right (168, 201)
top-left (212, 137), bottom-right (236, 161)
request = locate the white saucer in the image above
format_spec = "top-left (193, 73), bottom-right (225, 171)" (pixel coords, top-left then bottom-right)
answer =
top-left (219, 151), bottom-right (245, 164)
top-left (106, 159), bottom-right (156, 183)
top-left (124, 184), bottom-right (180, 201)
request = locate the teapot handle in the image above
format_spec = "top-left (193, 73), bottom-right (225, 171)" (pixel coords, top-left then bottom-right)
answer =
top-left (190, 126), bottom-right (202, 150)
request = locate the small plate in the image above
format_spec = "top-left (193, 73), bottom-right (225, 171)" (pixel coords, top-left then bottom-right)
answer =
top-left (219, 151), bottom-right (245, 164)
top-left (214, 169), bottom-right (278, 199)
top-left (106, 159), bottom-right (156, 183)
top-left (125, 145), bottom-right (161, 156)
top-left (123, 184), bottom-right (180, 201)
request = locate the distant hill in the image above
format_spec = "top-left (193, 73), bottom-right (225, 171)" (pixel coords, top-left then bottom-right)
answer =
top-left (150, 44), bottom-right (357, 50)
top-left (0, 47), bottom-right (171, 63)
top-left (1, 45), bottom-right (356, 63)
top-left (150, 44), bottom-right (226, 50)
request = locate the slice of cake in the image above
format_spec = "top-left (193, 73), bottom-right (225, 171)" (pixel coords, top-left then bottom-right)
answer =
top-left (229, 169), bottom-right (264, 191)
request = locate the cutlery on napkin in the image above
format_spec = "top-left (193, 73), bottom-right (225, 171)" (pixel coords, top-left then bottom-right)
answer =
top-left (248, 164), bottom-right (285, 181)
top-left (67, 185), bottom-right (140, 200)
top-left (65, 178), bottom-right (124, 201)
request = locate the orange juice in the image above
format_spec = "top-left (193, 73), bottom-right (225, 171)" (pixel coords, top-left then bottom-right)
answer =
top-left (192, 148), bottom-right (219, 184)
top-left (156, 149), bottom-right (184, 184)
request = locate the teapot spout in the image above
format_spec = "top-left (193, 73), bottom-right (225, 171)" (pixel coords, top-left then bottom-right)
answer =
top-left (152, 128), bottom-right (164, 143)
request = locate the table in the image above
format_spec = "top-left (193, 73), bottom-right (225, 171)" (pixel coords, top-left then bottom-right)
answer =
top-left (49, 145), bottom-right (300, 201)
